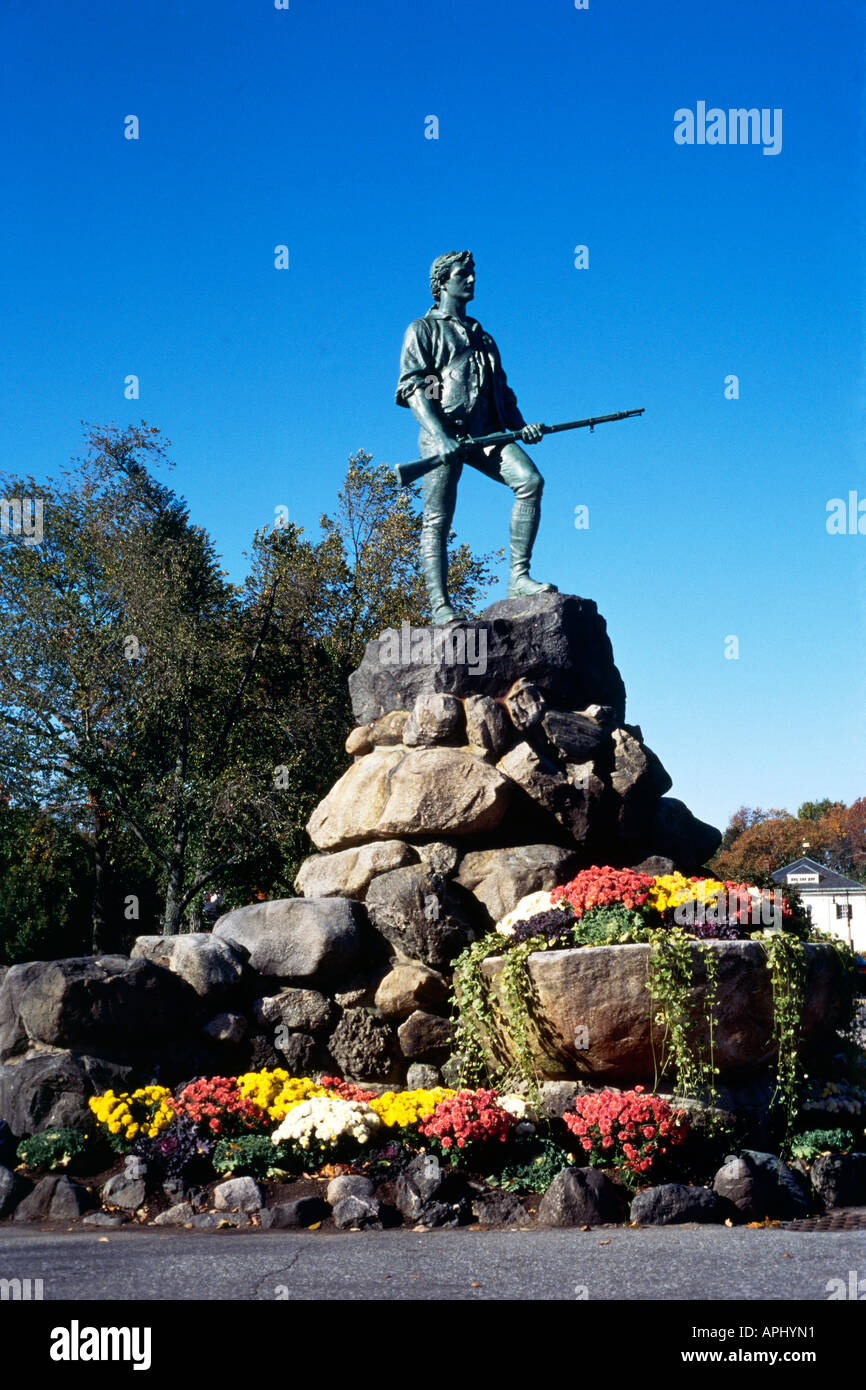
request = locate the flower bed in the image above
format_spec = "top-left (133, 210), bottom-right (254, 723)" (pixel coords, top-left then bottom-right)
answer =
top-left (451, 866), bottom-right (859, 1148)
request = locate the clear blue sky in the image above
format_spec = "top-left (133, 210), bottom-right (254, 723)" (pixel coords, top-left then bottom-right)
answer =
top-left (1, 0), bottom-right (864, 833)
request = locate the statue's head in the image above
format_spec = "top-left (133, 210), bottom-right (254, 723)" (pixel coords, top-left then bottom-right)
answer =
top-left (430, 250), bottom-right (474, 305)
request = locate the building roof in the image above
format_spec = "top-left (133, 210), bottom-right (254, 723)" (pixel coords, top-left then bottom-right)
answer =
top-left (771, 856), bottom-right (866, 892)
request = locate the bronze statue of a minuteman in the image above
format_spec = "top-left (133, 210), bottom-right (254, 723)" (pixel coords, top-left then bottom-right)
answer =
top-left (396, 251), bottom-right (557, 625)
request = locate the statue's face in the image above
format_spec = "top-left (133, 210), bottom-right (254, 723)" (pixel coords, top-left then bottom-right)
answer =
top-left (442, 261), bottom-right (475, 303)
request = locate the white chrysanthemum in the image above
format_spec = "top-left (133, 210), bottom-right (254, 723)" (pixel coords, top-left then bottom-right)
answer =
top-left (498, 1093), bottom-right (529, 1120)
top-left (495, 890), bottom-right (566, 937)
top-left (271, 1097), bottom-right (381, 1148)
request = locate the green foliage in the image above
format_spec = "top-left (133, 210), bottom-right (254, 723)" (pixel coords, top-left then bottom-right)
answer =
top-left (755, 929), bottom-right (808, 1149)
top-left (450, 935), bottom-right (507, 1088)
top-left (211, 1135), bottom-right (290, 1181)
top-left (496, 938), bottom-right (549, 1104)
top-left (571, 902), bottom-right (656, 946)
top-left (797, 799), bottom-right (839, 823)
top-left (789, 1128), bottom-right (855, 1164)
top-left (0, 804), bottom-right (92, 964)
top-left (485, 1135), bottom-right (570, 1194)
top-left (16, 1128), bottom-right (88, 1172)
top-left (646, 927), bottom-right (720, 1107)
top-left (0, 433), bottom-right (500, 949)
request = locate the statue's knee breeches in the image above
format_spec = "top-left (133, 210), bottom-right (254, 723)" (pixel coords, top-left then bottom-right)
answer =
top-left (487, 442), bottom-right (544, 501)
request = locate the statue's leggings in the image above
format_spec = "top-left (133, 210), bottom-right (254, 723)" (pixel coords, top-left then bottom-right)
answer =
top-left (418, 431), bottom-right (545, 602)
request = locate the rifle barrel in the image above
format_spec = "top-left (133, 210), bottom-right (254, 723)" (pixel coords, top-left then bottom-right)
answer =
top-left (393, 407), bottom-right (644, 486)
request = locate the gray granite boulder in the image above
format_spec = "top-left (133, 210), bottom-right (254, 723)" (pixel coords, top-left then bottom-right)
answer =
top-left (0, 956), bottom-right (197, 1061)
top-left (348, 594), bottom-right (626, 724)
top-left (403, 692), bottom-right (463, 746)
top-left (294, 840), bottom-right (417, 900)
top-left (0, 1052), bottom-right (133, 1137)
top-left (537, 1167), bottom-right (626, 1227)
top-left (630, 1183), bottom-right (728, 1225)
top-left (365, 865), bottom-right (481, 969)
top-left (214, 897), bottom-right (363, 983)
top-left (455, 844), bottom-right (580, 925)
top-left (130, 933), bottom-right (245, 1001)
top-left (712, 1150), bottom-right (811, 1221)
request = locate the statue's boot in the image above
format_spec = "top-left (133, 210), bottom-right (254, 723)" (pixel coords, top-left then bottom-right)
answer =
top-left (421, 526), bottom-right (466, 625)
top-left (507, 496), bottom-right (558, 598)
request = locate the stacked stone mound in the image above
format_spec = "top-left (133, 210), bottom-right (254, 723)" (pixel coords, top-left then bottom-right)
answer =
top-left (0, 594), bottom-right (726, 1136)
top-left (303, 592), bottom-right (720, 887)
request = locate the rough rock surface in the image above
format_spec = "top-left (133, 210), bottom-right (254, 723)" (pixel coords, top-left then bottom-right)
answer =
top-left (374, 963), bottom-right (449, 1019)
top-left (253, 987), bottom-right (335, 1034)
top-left (306, 747), bottom-right (511, 851)
top-left (471, 1189), bottom-right (532, 1227)
top-left (327, 1175), bottom-right (375, 1204)
top-left (413, 842), bottom-right (460, 876)
top-left (405, 1063), bottom-right (442, 1088)
top-left (274, 1031), bottom-right (318, 1073)
top-left (214, 898), bottom-right (363, 982)
top-left (503, 678), bottom-right (545, 732)
top-left (464, 695), bottom-right (509, 755)
top-left (712, 1150), bottom-right (811, 1221)
top-left (259, 1197), bottom-right (330, 1229)
top-left (537, 1167), bottom-right (625, 1227)
top-left (294, 840), bottom-right (417, 900)
top-left (153, 1202), bottom-right (195, 1226)
top-left (455, 844), bottom-right (580, 925)
top-left (102, 1172), bottom-right (147, 1211)
top-left (810, 1152), bottom-right (866, 1209)
top-left (213, 1177), bottom-right (262, 1212)
top-left (349, 594), bottom-right (626, 724)
top-left (403, 692), bottom-right (463, 746)
top-left (0, 1052), bottom-right (133, 1137)
top-left (497, 742), bottom-right (601, 843)
top-left (130, 934), bottom-right (245, 1000)
top-left (332, 1194), bottom-right (385, 1230)
top-left (537, 709), bottom-right (607, 765)
top-left (629, 1183), bottom-right (728, 1226)
top-left (610, 728), bottom-right (672, 837)
top-left (202, 1012), bottom-right (247, 1045)
top-left (480, 942), bottom-right (847, 1082)
top-left (365, 866), bottom-right (481, 969)
top-left (14, 1174), bottom-right (96, 1222)
top-left (0, 956), bottom-right (197, 1060)
top-left (396, 1010), bottom-right (453, 1062)
top-left (394, 1152), bottom-right (469, 1228)
top-left (327, 1008), bottom-right (397, 1082)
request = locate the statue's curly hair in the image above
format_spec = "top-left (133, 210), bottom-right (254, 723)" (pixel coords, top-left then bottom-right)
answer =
top-left (429, 250), bottom-right (474, 304)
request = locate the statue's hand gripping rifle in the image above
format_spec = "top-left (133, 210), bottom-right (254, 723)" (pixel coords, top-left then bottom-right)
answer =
top-left (393, 408), bottom-right (644, 487)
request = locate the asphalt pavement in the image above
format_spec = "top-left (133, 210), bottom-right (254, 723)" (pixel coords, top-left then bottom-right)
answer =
top-left (1, 1224), bottom-right (865, 1302)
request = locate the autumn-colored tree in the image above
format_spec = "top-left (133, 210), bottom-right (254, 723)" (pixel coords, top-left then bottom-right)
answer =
top-left (711, 798), bottom-right (866, 883)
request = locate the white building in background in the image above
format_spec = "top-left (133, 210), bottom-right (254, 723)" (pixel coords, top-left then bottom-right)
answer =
top-left (771, 856), bottom-right (866, 953)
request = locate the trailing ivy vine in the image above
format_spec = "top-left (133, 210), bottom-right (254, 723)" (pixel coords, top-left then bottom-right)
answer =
top-left (645, 927), bottom-right (720, 1108)
top-left (755, 929), bottom-right (807, 1148)
top-left (452, 917), bottom-right (846, 1150)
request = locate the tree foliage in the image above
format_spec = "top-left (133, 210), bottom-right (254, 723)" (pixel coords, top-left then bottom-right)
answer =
top-left (0, 430), bottom-right (500, 951)
top-left (711, 799), bottom-right (866, 883)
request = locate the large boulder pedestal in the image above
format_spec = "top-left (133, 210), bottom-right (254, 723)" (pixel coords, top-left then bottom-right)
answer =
top-left (479, 941), bottom-right (848, 1083)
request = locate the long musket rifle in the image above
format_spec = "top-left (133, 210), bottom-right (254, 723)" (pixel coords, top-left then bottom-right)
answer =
top-left (393, 408), bottom-right (644, 487)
